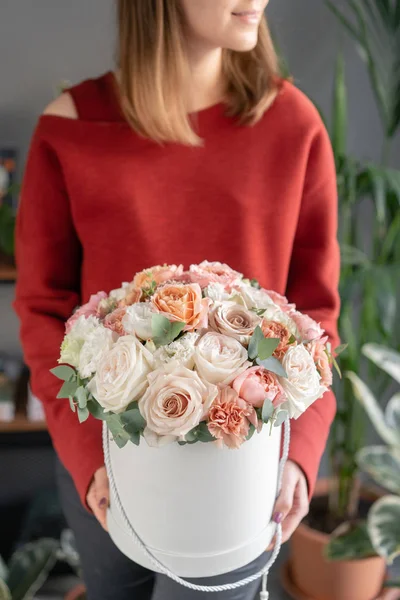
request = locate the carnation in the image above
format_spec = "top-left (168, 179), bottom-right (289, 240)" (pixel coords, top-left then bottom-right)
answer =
top-left (153, 332), bottom-right (200, 369)
top-left (59, 315), bottom-right (101, 369)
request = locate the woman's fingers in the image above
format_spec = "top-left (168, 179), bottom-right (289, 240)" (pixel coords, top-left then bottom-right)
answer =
top-left (267, 460), bottom-right (309, 551)
top-left (86, 466), bottom-right (110, 531)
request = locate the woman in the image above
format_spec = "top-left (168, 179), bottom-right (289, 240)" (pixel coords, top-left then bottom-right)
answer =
top-left (13, 1), bottom-right (340, 598)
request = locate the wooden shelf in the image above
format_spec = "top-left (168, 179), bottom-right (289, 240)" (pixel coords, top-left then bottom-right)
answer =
top-left (0, 417), bottom-right (47, 433)
top-left (0, 263), bottom-right (17, 281)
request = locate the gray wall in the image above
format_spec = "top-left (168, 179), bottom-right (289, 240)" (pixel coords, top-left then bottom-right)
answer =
top-left (0, 0), bottom-right (399, 359)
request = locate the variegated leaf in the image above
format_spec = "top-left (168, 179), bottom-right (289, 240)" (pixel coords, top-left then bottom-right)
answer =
top-left (368, 496), bottom-right (400, 564)
top-left (357, 446), bottom-right (400, 495)
top-left (362, 344), bottom-right (400, 385)
top-left (386, 393), bottom-right (400, 433)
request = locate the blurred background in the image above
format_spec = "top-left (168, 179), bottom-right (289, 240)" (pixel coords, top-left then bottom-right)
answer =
top-left (0, 1), bottom-right (399, 599)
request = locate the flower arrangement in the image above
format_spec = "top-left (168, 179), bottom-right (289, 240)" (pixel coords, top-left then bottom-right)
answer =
top-left (51, 262), bottom-right (342, 450)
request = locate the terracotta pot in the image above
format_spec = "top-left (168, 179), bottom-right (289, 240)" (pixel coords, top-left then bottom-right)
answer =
top-left (288, 478), bottom-right (386, 600)
top-left (64, 584), bottom-right (86, 600)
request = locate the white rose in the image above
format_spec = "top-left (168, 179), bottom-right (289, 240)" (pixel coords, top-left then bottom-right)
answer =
top-left (78, 326), bottom-right (117, 379)
top-left (234, 282), bottom-right (276, 310)
top-left (208, 301), bottom-right (261, 346)
top-left (194, 332), bottom-right (250, 385)
top-left (87, 335), bottom-right (154, 413)
top-left (153, 332), bottom-right (199, 369)
top-left (109, 282), bottom-right (130, 301)
top-left (122, 303), bottom-right (155, 340)
top-left (139, 365), bottom-right (218, 446)
top-left (59, 315), bottom-right (100, 369)
top-left (279, 345), bottom-right (327, 419)
top-left (204, 282), bottom-right (235, 303)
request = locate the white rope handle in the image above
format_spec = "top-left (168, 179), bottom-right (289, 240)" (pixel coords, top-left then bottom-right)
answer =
top-left (103, 417), bottom-right (291, 599)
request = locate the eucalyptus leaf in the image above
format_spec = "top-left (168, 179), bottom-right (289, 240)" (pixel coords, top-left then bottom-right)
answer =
top-left (258, 338), bottom-right (280, 361)
top-left (87, 399), bottom-right (107, 421)
top-left (129, 431), bottom-right (141, 446)
top-left (248, 326), bottom-right (265, 361)
top-left (246, 424), bottom-right (256, 441)
top-left (120, 408), bottom-right (146, 434)
top-left (346, 371), bottom-right (399, 445)
top-left (106, 415), bottom-right (131, 448)
top-left (56, 380), bottom-right (78, 400)
top-left (50, 365), bottom-right (77, 382)
top-left (151, 314), bottom-right (185, 347)
top-left (75, 386), bottom-right (88, 409)
top-left (68, 396), bottom-right (76, 413)
top-left (195, 422), bottom-right (216, 443)
top-left (262, 398), bottom-right (274, 423)
top-left (77, 406), bottom-right (89, 424)
top-left (357, 446), bottom-right (400, 495)
top-left (274, 410), bottom-right (288, 428)
top-left (256, 357), bottom-right (287, 378)
top-left (368, 495), bottom-right (400, 564)
top-left (325, 522), bottom-right (377, 561)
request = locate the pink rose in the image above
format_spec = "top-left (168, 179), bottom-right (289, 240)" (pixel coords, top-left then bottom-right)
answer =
top-left (261, 319), bottom-right (293, 359)
top-left (188, 261), bottom-right (242, 290)
top-left (104, 307), bottom-right (127, 336)
top-left (232, 366), bottom-right (286, 409)
top-left (290, 310), bottom-right (324, 342)
top-left (309, 336), bottom-right (333, 387)
top-left (66, 291), bottom-right (107, 333)
top-left (207, 387), bottom-right (258, 449)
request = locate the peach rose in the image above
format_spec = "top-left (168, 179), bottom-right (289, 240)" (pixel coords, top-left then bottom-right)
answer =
top-left (117, 286), bottom-right (142, 308)
top-left (308, 336), bottom-right (332, 387)
top-left (208, 387), bottom-right (258, 449)
top-left (209, 301), bottom-right (261, 345)
top-left (261, 319), bottom-right (293, 359)
top-left (104, 307), bottom-right (127, 336)
top-left (133, 264), bottom-right (184, 290)
top-left (289, 310), bottom-right (324, 342)
top-left (152, 283), bottom-right (210, 331)
top-left (232, 366), bottom-right (286, 409)
top-left (188, 261), bottom-right (243, 290)
top-left (66, 291), bottom-right (107, 334)
top-left (263, 290), bottom-right (296, 314)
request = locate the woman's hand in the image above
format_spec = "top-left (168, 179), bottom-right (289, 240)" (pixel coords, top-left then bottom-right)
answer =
top-left (86, 466), bottom-right (110, 531)
top-left (267, 459), bottom-right (309, 550)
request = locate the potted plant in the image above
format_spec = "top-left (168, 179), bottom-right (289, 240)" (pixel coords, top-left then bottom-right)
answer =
top-left (284, 1), bottom-right (400, 598)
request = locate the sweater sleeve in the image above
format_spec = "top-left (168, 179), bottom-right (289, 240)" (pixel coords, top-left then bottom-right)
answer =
top-left (285, 121), bottom-right (341, 500)
top-left (13, 120), bottom-right (104, 509)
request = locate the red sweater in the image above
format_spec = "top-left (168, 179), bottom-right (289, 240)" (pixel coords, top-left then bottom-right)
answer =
top-left (13, 72), bottom-right (340, 508)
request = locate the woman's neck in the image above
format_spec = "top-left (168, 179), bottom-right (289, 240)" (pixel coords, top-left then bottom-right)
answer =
top-left (185, 46), bottom-right (227, 113)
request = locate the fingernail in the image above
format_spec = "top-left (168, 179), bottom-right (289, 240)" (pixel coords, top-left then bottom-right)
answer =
top-left (273, 512), bottom-right (283, 524)
top-left (99, 497), bottom-right (108, 509)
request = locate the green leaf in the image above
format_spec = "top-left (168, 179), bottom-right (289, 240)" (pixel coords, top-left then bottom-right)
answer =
top-left (86, 399), bottom-right (107, 421)
top-left (274, 409), bottom-right (288, 427)
top-left (333, 357), bottom-right (342, 379)
top-left (77, 406), bottom-right (89, 424)
top-left (120, 408), bottom-right (146, 434)
top-left (106, 414), bottom-right (131, 449)
top-left (50, 365), bottom-right (77, 381)
top-left (246, 424), bottom-right (256, 441)
top-left (248, 326), bottom-right (265, 361)
top-left (68, 396), bottom-right (76, 413)
top-left (256, 357), bottom-right (287, 378)
top-left (325, 522), bottom-right (377, 561)
top-left (151, 314), bottom-right (185, 347)
top-left (258, 338), bottom-right (280, 361)
top-left (262, 398), bottom-right (274, 423)
top-left (129, 431), bottom-right (141, 446)
top-left (331, 51), bottom-right (348, 161)
top-left (56, 380), bottom-right (78, 400)
top-left (368, 496), bottom-right (400, 564)
top-left (195, 422), bottom-right (216, 443)
top-left (334, 343), bottom-right (348, 355)
top-left (7, 539), bottom-right (59, 600)
top-left (250, 278), bottom-right (261, 289)
top-left (340, 243), bottom-right (370, 266)
top-left (362, 344), bottom-right (400, 385)
top-left (386, 393), bottom-right (400, 432)
top-left (357, 446), bottom-right (400, 495)
top-left (346, 371), bottom-right (399, 445)
top-left (75, 386), bottom-right (88, 409)
top-left (0, 579), bottom-right (11, 600)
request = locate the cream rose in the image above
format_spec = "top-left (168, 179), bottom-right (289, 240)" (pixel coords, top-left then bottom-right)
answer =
top-left (279, 345), bottom-right (327, 419)
top-left (139, 365), bottom-right (218, 446)
top-left (233, 282), bottom-right (276, 311)
top-left (87, 335), bottom-right (154, 413)
top-left (208, 301), bottom-right (261, 345)
top-left (122, 303), bottom-right (155, 340)
top-left (193, 332), bottom-right (250, 385)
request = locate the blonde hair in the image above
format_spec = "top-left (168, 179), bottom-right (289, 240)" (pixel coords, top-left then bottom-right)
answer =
top-left (117, 0), bottom-right (282, 145)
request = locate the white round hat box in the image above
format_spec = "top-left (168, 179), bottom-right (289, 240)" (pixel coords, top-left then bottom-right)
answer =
top-left (105, 423), bottom-right (281, 578)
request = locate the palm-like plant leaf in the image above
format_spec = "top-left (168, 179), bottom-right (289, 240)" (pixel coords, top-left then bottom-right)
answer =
top-left (327, 0), bottom-right (400, 138)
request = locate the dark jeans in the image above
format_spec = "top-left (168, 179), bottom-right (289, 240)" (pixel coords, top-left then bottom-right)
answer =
top-left (55, 458), bottom-right (268, 600)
